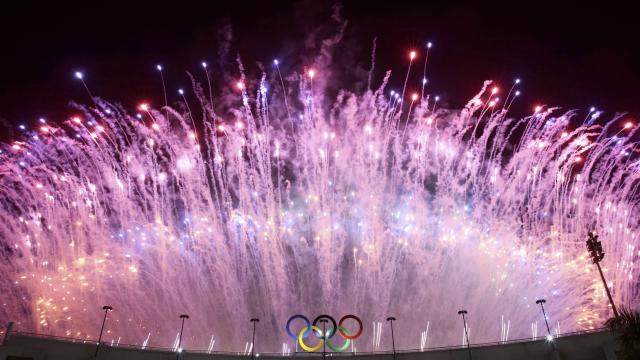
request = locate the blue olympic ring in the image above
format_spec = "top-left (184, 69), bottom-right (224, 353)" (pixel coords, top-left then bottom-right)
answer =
top-left (286, 314), bottom-right (311, 339)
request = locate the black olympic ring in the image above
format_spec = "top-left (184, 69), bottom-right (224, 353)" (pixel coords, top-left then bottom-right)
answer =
top-left (312, 314), bottom-right (338, 339)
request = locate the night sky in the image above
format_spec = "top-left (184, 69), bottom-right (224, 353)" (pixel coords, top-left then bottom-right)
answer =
top-left (1, 1), bottom-right (639, 136)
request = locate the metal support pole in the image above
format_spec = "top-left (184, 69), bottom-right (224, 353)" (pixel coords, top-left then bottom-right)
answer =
top-left (320, 319), bottom-right (328, 360)
top-left (536, 299), bottom-right (552, 338)
top-left (386, 317), bottom-right (397, 360)
top-left (177, 314), bottom-right (189, 360)
top-left (458, 310), bottom-right (472, 360)
top-left (95, 305), bottom-right (112, 357)
top-left (596, 262), bottom-right (619, 317)
top-left (250, 318), bottom-right (260, 360)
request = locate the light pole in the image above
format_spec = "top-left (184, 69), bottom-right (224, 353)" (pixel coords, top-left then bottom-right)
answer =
top-left (458, 310), bottom-right (471, 360)
top-left (386, 317), bottom-right (397, 360)
top-left (94, 305), bottom-right (112, 357)
top-left (586, 231), bottom-right (619, 317)
top-left (250, 318), bottom-right (259, 360)
top-left (535, 299), bottom-right (553, 341)
top-left (319, 318), bottom-right (328, 360)
top-left (176, 314), bottom-right (189, 359)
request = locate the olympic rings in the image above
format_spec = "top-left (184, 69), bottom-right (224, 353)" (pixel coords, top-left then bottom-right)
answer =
top-left (285, 314), bottom-right (363, 352)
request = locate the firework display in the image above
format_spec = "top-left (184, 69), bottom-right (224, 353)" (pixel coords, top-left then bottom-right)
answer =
top-left (0, 47), bottom-right (638, 353)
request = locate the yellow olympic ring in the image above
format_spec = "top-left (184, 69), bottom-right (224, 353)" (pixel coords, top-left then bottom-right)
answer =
top-left (298, 325), bottom-right (324, 352)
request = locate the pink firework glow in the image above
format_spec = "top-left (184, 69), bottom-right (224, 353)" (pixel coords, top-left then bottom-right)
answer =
top-left (0, 45), bottom-right (638, 353)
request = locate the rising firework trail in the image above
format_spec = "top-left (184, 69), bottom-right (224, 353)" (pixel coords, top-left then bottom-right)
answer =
top-left (0, 42), bottom-right (638, 353)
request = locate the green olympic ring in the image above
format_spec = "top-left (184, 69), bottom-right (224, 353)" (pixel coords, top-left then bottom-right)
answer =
top-left (326, 326), bottom-right (351, 352)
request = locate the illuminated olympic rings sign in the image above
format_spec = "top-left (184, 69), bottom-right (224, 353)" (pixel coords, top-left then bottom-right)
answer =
top-left (285, 314), bottom-right (363, 352)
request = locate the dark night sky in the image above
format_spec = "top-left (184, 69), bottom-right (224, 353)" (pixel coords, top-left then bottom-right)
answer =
top-left (1, 0), bottom-right (639, 134)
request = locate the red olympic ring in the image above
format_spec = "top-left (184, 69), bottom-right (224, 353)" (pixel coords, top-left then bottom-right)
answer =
top-left (338, 314), bottom-right (363, 339)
